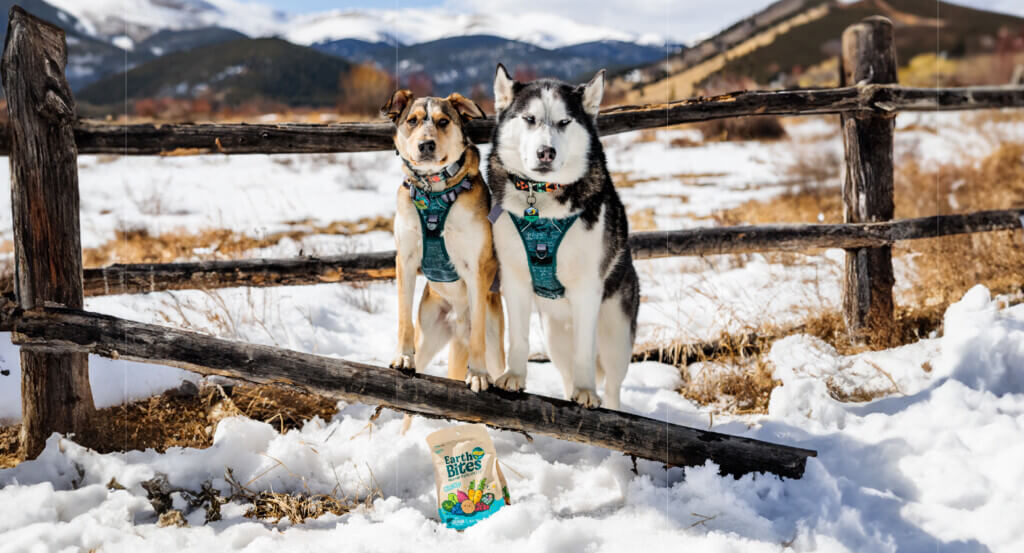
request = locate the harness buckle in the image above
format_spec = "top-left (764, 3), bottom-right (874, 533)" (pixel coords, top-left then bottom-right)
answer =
top-left (426, 214), bottom-right (439, 231)
top-left (535, 243), bottom-right (548, 259)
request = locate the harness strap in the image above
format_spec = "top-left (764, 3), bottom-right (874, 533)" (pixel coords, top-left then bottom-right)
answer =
top-left (508, 212), bottom-right (580, 299)
top-left (404, 177), bottom-right (472, 283)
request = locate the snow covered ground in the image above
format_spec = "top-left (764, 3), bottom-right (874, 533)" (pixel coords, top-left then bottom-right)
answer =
top-left (1, 113), bottom-right (1023, 551)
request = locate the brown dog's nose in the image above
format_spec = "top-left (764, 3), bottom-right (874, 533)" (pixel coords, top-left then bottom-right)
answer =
top-left (537, 146), bottom-right (556, 163)
top-left (418, 140), bottom-right (436, 155)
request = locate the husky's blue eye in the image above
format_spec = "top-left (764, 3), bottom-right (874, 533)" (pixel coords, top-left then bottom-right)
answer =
top-left (523, 115), bottom-right (536, 125)
top-left (558, 118), bottom-right (571, 127)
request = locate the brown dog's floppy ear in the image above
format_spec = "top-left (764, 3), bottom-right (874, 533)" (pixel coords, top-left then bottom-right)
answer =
top-left (446, 92), bottom-right (485, 121)
top-left (381, 89), bottom-right (413, 122)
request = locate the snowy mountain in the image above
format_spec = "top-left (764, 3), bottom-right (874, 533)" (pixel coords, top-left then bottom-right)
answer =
top-left (44, 0), bottom-right (287, 46)
top-left (283, 9), bottom-right (669, 49)
top-left (42, 0), bottom-right (672, 50)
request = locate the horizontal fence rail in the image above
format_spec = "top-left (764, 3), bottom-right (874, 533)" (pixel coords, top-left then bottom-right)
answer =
top-left (0, 85), bottom-right (1021, 156)
top-left (0, 208), bottom-right (1011, 299)
top-left (7, 306), bottom-right (816, 478)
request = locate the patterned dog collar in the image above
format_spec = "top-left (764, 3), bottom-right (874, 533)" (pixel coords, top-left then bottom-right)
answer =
top-left (512, 176), bottom-right (561, 193)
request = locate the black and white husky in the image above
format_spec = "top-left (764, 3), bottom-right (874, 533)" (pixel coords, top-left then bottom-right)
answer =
top-left (487, 64), bottom-right (640, 409)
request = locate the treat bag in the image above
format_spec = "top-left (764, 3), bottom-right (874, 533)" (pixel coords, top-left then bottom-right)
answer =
top-left (426, 424), bottom-right (511, 530)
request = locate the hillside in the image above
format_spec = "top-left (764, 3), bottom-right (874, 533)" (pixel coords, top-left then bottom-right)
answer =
top-left (0, 0), bottom-right (127, 90)
top-left (0, 1), bottom-right (254, 92)
top-left (314, 35), bottom-right (672, 95)
top-left (616, 0), bottom-right (1024, 103)
top-left (716, 0), bottom-right (1024, 85)
top-left (78, 38), bottom-right (351, 112)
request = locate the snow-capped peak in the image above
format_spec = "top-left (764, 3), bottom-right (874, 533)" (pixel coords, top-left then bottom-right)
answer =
top-left (41, 0), bottom-right (670, 50)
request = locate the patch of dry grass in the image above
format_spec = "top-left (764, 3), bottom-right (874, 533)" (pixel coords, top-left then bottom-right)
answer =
top-left (0, 382), bottom-right (338, 468)
top-left (225, 468), bottom-right (381, 524)
top-left (681, 359), bottom-right (778, 415)
top-left (662, 139), bottom-right (1024, 412)
top-left (611, 172), bottom-right (659, 189)
top-left (83, 215), bottom-right (392, 267)
top-left (628, 208), bottom-right (659, 231)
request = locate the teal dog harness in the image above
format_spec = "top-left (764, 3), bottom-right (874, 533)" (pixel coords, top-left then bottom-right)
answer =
top-left (492, 174), bottom-right (580, 300)
top-left (402, 155), bottom-right (472, 283)
top-left (508, 212), bottom-right (580, 299)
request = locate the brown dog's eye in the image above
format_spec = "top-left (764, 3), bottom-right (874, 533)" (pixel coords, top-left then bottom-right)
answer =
top-left (437, 118), bottom-right (449, 128)
top-left (407, 117), bottom-right (418, 127)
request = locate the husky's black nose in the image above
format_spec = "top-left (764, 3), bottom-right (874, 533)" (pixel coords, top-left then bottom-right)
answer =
top-left (418, 140), bottom-right (436, 155)
top-left (537, 146), bottom-right (556, 163)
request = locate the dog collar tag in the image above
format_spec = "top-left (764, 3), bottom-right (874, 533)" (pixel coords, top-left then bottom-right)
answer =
top-left (524, 206), bottom-right (539, 222)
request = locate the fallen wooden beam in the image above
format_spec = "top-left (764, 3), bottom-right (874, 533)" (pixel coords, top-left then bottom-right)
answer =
top-left (0, 84), bottom-right (1021, 156)
top-left (37, 207), bottom-right (1021, 297)
top-left (9, 306), bottom-right (816, 478)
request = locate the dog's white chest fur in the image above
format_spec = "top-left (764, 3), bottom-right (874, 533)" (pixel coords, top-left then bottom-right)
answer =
top-left (492, 204), bottom-right (605, 316)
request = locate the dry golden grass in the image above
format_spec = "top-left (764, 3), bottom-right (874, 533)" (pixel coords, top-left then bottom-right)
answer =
top-left (225, 468), bottom-right (381, 524)
top-left (628, 208), bottom-right (659, 231)
top-left (84, 215), bottom-right (392, 267)
top-left (611, 171), bottom-right (659, 189)
top-left (672, 140), bottom-right (1024, 411)
top-left (0, 383), bottom-right (337, 468)
top-left (681, 359), bottom-right (778, 415)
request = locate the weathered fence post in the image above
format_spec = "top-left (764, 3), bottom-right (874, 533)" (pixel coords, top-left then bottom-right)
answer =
top-left (839, 16), bottom-right (897, 341)
top-left (2, 6), bottom-right (94, 458)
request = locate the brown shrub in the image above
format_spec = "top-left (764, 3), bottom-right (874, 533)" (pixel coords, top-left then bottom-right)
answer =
top-left (696, 116), bottom-right (788, 142)
top-left (338, 62), bottom-right (396, 116)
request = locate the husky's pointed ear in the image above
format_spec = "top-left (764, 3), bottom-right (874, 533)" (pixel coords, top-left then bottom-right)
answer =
top-left (446, 92), bottom-right (485, 121)
top-left (578, 69), bottom-right (605, 117)
top-left (494, 63), bottom-right (518, 114)
top-left (381, 89), bottom-right (413, 123)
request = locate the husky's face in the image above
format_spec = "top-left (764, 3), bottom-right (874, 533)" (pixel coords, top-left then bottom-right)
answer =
top-left (493, 66), bottom-right (605, 184)
top-left (381, 91), bottom-right (485, 172)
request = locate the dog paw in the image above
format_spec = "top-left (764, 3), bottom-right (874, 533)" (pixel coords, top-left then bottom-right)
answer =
top-left (494, 371), bottom-right (526, 392)
top-left (572, 388), bottom-right (602, 408)
top-left (465, 369), bottom-right (492, 392)
top-left (389, 354), bottom-right (414, 373)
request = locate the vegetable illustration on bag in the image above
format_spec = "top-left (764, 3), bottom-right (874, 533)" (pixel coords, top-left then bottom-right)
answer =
top-left (427, 424), bottom-right (511, 530)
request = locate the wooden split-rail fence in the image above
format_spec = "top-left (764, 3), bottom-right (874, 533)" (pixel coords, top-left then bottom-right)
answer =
top-left (4, 5), bottom-right (1024, 477)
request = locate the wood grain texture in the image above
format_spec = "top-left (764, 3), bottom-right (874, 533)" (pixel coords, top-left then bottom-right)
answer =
top-left (0, 209), bottom-right (1006, 300)
top-left (79, 250), bottom-right (396, 296)
top-left (2, 6), bottom-right (93, 459)
top-left (840, 16), bottom-right (897, 341)
top-left (0, 85), bottom-right (1021, 155)
top-left (10, 306), bottom-right (817, 478)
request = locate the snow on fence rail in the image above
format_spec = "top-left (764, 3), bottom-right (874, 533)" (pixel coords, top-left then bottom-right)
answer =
top-left (2, 6), bottom-right (1021, 473)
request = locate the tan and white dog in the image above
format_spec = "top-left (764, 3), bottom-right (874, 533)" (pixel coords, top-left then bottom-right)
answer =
top-left (382, 90), bottom-right (505, 392)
